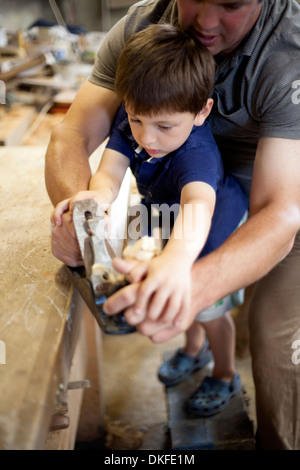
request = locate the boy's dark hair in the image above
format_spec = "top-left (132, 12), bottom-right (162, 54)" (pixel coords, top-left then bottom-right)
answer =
top-left (115, 23), bottom-right (216, 115)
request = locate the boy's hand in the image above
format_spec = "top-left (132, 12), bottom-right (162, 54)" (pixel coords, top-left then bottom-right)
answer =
top-left (50, 190), bottom-right (111, 266)
top-left (125, 253), bottom-right (191, 327)
top-left (51, 197), bottom-right (71, 227)
top-left (67, 190), bottom-right (110, 214)
top-left (51, 191), bottom-right (111, 227)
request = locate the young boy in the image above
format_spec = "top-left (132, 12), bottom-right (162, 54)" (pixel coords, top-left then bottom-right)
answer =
top-left (52, 24), bottom-right (248, 416)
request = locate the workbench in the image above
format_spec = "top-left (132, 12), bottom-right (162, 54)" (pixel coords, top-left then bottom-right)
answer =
top-left (0, 146), bottom-right (106, 450)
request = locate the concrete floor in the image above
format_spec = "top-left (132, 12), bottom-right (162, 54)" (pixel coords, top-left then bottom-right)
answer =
top-left (75, 304), bottom-right (256, 450)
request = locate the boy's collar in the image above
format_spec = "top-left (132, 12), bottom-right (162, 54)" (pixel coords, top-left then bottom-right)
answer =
top-left (134, 144), bottom-right (173, 168)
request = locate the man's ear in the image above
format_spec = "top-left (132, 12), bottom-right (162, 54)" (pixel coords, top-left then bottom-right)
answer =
top-left (194, 98), bottom-right (214, 126)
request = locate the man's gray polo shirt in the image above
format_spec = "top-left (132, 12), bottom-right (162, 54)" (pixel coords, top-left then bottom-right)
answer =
top-left (89, 0), bottom-right (300, 197)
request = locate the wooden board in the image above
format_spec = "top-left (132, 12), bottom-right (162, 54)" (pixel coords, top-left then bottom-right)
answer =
top-left (164, 353), bottom-right (256, 450)
top-left (44, 311), bottom-right (89, 450)
top-left (0, 146), bottom-right (87, 449)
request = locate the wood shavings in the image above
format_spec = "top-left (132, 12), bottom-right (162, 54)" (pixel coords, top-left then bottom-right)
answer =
top-left (123, 236), bottom-right (161, 261)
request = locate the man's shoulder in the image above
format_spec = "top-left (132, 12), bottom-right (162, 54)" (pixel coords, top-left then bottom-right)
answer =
top-left (262, 0), bottom-right (300, 48)
top-left (126, 0), bottom-right (176, 19)
top-left (124, 0), bottom-right (177, 38)
top-left (247, 0), bottom-right (300, 59)
top-left (247, 1), bottom-right (300, 108)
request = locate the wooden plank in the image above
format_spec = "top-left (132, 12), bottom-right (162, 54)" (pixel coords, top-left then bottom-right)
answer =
top-left (45, 315), bottom-right (88, 450)
top-left (0, 146), bottom-right (85, 450)
top-left (0, 104), bottom-right (35, 145)
top-left (75, 306), bottom-right (106, 446)
top-left (163, 352), bottom-right (256, 450)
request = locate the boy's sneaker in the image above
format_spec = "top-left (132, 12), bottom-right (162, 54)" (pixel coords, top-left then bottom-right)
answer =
top-left (186, 372), bottom-right (242, 417)
top-left (157, 339), bottom-right (213, 387)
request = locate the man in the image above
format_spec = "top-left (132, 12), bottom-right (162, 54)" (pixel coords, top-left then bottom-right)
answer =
top-left (45, 0), bottom-right (300, 449)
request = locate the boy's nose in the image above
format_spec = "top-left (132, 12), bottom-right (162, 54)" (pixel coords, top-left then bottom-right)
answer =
top-left (140, 129), bottom-right (156, 147)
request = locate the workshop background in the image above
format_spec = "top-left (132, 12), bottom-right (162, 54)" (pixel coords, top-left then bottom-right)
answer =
top-left (0, 0), bottom-right (255, 450)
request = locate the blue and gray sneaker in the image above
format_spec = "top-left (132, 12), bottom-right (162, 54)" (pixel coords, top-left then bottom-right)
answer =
top-left (186, 372), bottom-right (242, 417)
top-left (158, 339), bottom-right (213, 387)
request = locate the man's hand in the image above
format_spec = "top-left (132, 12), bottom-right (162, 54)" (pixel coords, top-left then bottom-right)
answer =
top-left (102, 257), bottom-right (194, 343)
top-left (103, 278), bottom-right (186, 343)
top-left (125, 253), bottom-right (191, 326)
top-left (51, 211), bottom-right (83, 267)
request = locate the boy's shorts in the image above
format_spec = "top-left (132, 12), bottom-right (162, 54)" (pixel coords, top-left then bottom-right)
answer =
top-left (195, 210), bottom-right (248, 323)
top-left (195, 288), bottom-right (245, 322)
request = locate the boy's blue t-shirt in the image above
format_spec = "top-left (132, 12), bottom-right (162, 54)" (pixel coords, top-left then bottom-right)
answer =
top-left (106, 105), bottom-right (248, 256)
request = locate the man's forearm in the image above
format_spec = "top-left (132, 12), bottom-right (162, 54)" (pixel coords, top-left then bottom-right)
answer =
top-left (190, 203), bottom-right (300, 316)
top-left (45, 124), bottom-right (92, 206)
top-left (45, 82), bottom-right (122, 207)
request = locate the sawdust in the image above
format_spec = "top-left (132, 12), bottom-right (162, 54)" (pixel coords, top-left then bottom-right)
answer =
top-left (105, 418), bottom-right (144, 450)
top-left (104, 419), bottom-right (168, 450)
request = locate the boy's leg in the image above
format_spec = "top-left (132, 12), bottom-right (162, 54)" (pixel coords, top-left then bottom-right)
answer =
top-left (183, 321), bottom-right (206, 355)
top-left (157, 322), bottom-right (212, 387)
top-left (249, 231), bottom-right (300, 450)
top-left (186, 312), bottom-right (241, 416)
top-left (201, 312), bottom-right (236, 382)
top-left (183, 311), bottom-right (238, 381)
top-left (157, 288), bottom-right (244, 387)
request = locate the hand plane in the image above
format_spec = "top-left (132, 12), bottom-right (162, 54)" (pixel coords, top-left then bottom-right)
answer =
top-left (65, 199), bottom-right (136, 335)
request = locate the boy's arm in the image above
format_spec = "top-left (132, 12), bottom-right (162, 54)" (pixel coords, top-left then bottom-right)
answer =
top-left (126, 181), bottom-right (216, 324)
top-left (163, 181), bottom-right (216, 266)
top-left (124, 136), bottom-right (300, 343)
top-left (51, 148), bottom-right (130, 225)
top-left (46, 82), bottom-right (121, 267)
top-left (88, 148), bottom-right (130, 207)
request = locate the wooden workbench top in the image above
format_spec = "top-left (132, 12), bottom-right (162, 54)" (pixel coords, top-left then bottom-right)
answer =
top-left (0, 146), bottom-right (84, 450)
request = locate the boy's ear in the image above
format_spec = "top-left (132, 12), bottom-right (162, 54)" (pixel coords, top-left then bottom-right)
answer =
top-left (194, 98), bottom-right (214, 126)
